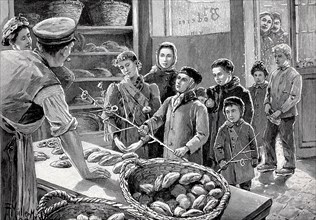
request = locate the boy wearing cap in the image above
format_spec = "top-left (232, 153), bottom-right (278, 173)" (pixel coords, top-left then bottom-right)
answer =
top-left (215, 96), bottom-right (258, 191)
top-left (138, 66), bottom-right (209, 164)
top-left (0, 17), bottom-right (109, 219)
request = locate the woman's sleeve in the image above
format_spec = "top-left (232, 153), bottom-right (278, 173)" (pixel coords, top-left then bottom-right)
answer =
top-left (149, 83), bottom-right (161, 116)
top-left (143, 66), bottom-right (157, 83)
top-left (242, 89), bottom-right (254, 124)
top-left (33, 85), bottom-right (77, 137)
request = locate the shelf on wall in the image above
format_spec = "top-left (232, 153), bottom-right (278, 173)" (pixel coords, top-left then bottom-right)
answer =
top-left (74, 77), bottom-right (123, 82)
top-left (70, 52), bottom-right (121, 56)
top-left (77, 26), bottom-right (133, 35)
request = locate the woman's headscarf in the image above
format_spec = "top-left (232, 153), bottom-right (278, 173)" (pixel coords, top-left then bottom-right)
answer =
top-left (2, 14), bottom-right (30, 46)
top-left (155, 41), bottom-right (178, 71)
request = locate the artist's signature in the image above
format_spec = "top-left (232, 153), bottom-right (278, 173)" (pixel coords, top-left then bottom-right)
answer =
top-left (3, 203), bottom-right (39, 220)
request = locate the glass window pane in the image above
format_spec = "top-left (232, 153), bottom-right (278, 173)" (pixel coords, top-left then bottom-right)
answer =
top-left (257, 0), bottom-right (290, 72)
top-left (296, 1), bottom-right (316, 67)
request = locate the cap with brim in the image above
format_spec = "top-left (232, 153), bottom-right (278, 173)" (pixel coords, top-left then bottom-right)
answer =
top-left (33, 17), bottom-right (76, 45)
top-left (179, 66), bottom-right (202, 84)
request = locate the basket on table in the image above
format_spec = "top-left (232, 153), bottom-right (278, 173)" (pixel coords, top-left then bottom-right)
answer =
top-left (89, 0), bottom-right (130, 26)
top-left (46, 0), bottom-right (84, 24)
top-left (37, 190), bottom-right (147, 220)
top-left (119, 158), bottom-right (231, 220)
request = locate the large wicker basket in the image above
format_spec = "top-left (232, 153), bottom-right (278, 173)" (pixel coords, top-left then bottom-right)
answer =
top-left (119, 158), bottom-right (231, 220)
top-left (90, 0), bottom-right (130, 26)
top-left (37, 190), bottom-right (147, 220)
top-left (47, 0), bottom-right (84, 24)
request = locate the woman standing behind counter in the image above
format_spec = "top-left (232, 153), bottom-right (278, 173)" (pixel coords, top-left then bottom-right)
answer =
top-left (2, 14), bottom-right (32, 50)
top-left (102, 51), bottom-right (161, 159)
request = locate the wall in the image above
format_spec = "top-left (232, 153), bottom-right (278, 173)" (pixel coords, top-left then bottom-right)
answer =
top-left (139, 0), bottom-right (246, 90)
top-left (0, 0), bottom-right (14, 51)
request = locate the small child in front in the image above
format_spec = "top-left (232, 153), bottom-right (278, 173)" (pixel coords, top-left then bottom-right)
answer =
top-left (214, 96), bottom-right (258, 191)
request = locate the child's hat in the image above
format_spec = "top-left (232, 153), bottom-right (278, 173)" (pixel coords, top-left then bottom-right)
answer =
top-left (223, 96), bottom-right (245, 116)
top-left (179, 66), bottom-right (202, 84)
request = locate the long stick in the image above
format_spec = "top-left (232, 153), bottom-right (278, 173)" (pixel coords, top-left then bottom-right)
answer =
top-left (217, 132), bottom-right (260, 173)
top-left (79, 88), bottom-right (187, 161)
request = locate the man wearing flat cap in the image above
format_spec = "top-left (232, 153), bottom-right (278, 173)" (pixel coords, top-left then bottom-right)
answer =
top-left (138, 66), bottom-right (209, 164)
top-left (0, 17), bottom-right (109, 220)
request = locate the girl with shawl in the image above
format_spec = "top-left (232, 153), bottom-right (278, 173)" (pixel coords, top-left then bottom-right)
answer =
top-left (144, 41), bottom-right (178, 103)
top-left (102, 51), bottom-right (161, 159)
top-left (143, 42), bottom-right (178, 157)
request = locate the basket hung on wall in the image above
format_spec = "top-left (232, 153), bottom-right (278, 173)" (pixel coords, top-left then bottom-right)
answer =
top-left (90, 0), bottom-right (131, 26)
top-left (47, 0), bottom-right (84, 24)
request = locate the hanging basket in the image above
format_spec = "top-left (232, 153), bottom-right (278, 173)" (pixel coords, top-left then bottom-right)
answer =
top-left (47, 0), bottom-right (84, 24)
top-left (37, 190), bottom-right (147, 220)
top-left (90, 0), bottom-right (130, 26)
top-left (119, 158), bottom-right (231, 220)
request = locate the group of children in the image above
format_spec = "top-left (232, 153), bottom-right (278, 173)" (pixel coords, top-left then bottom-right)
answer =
top-left (103, 42), bottom-right (302, 192)
top-left (195, 43), bottom-right (301, 190)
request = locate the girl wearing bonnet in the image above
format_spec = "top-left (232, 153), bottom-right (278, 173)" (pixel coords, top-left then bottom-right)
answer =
top-left (2, 14), bottom-right (32, 50)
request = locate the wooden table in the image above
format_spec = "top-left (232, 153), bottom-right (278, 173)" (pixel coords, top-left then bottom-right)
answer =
top-left (34, 141), bottom-right (272, 220)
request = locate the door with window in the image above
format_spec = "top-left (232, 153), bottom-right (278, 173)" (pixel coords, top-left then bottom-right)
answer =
top-left (255, 0), bottom-right (316, 157)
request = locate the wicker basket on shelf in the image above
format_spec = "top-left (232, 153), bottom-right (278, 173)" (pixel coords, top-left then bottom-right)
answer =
top-left (37, 190), bottom-right (147, 220)
top-left (46, 0), bottom-right (84, 24)
top-left (22, 13), bottom-right (41, 27)
top-left (119, 158), bottom-right (231, 220)
top-left (90, 0), bottom-right (130, 26)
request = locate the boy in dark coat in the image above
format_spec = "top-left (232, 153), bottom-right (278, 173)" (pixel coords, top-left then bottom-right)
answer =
top-left (205, 58), bottom-right (254, 169)
top-left (215, 97), bottom-right (258, 191)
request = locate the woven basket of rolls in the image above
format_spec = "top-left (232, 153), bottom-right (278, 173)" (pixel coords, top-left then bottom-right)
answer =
top-left (37, 190), bottom-right (147, 220)
top-left (119, 158), bottom-right (231, 220)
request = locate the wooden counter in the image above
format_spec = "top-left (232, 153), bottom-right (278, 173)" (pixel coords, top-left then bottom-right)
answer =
top-left (34, 141), bottom-right (272, 220)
